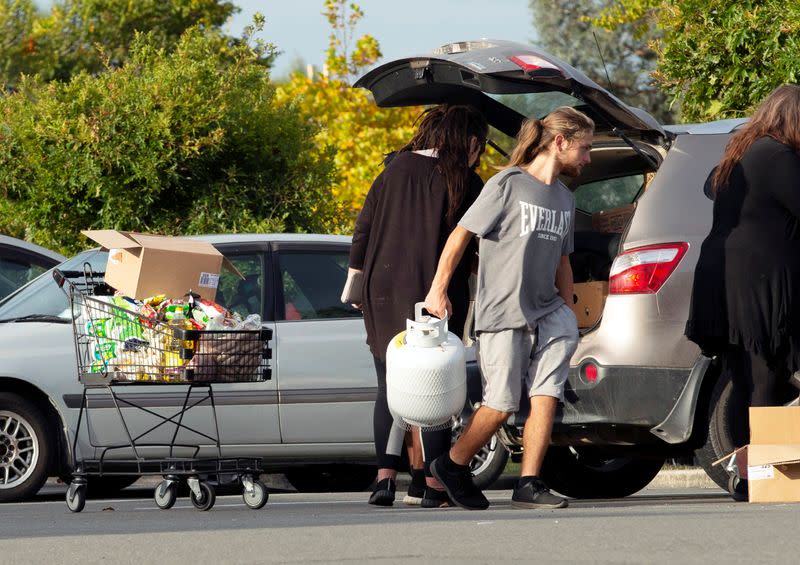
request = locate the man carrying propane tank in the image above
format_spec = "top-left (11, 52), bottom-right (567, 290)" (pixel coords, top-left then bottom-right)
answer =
top-left (423, 107), bottom-right (594, 510)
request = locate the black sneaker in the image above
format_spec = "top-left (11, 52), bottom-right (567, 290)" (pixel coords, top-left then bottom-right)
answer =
top-left (368, 478), bottom-right (395, 506)
top-left (420, 487), bottom-right (452, 508)
top-left (511, 477), bottom-right (568, 509)
top-left (430, 456), bottom-right (489, 510)
top-left (403, 471), bottom-right (425, 506)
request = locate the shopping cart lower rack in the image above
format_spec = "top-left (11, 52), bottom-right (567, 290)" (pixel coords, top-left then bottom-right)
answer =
top-left (55, 268), bottom-right (273, 513)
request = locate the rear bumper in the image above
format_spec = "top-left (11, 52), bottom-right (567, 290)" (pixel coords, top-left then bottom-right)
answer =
top-left (551, 362), bottom-right (701, 446)
top-left (469, 354), bottom-right (710, 448)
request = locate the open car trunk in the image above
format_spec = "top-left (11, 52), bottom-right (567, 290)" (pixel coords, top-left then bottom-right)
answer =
top-left (355, 40), bottom-right (669, 332)
top-left (566, 136), bottom-right (662, 331)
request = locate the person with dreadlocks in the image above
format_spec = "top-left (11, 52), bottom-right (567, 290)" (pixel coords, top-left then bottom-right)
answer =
top-left (348, 104), bottom-right (488, 508)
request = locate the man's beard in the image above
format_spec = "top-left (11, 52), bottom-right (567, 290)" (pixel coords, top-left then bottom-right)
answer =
top-left (560, 161), bottom-right (583, 177)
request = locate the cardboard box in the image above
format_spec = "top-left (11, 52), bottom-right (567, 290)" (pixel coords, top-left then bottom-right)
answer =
top-left (591, 203), bottom-right (636, 233)
top-left (569, 281), bottom-right (608, 328)
top-left (714, 407), bottom-right (800, 503)
top-left (82, 230), bottom-right (241, 301)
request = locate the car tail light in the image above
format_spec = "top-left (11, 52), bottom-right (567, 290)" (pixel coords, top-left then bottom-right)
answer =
top-left (508, 55), bottom-right (563, 77)
top-left (609, 243), bottom-right (689, 295)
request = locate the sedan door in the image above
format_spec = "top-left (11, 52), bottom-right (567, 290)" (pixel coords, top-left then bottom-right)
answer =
top-left (271, 242), bottom-right (375, 444)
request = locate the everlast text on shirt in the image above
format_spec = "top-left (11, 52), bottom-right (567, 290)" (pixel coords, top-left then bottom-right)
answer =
top-left (519, 201), bottom-right (571, 241)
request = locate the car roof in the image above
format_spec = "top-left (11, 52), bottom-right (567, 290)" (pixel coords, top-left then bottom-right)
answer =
top-left (355, 39), bottom-right (665, 140)
top-left (0, 235), bottom-right (66, 263)
top-left (180, 233), bottom-right (352, 245)
top-left (664, 118), bottom-right (748, 135)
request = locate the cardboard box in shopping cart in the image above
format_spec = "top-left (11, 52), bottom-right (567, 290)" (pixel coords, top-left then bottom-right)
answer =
top-left (82, 230), bottom-right (242, 301)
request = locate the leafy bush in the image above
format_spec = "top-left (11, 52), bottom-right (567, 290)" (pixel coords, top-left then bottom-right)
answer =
top-left (594, 0), bottom-right (800, 121)
top-left (0, 26), bottom-right (343, 254)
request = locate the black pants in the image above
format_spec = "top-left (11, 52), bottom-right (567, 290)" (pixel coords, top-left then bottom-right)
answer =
top-left (723, 345), bottom-right (794, 447)
top-left (373, 356), bottom-right (452, 475)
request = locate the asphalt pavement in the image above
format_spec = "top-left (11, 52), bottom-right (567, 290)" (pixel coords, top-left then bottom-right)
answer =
top-left (2, 479), bottom-right (800, 564)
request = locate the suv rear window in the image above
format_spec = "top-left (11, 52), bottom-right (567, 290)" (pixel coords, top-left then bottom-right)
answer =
top-left (574, 174), bottom-right (644, 213)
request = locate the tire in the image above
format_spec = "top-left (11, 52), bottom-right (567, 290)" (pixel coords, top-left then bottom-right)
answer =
top-left (190, 481), bottom-right (216, 511)
top-left (541, 446), bottom-right (665, 499)
top-left (66, 483), bottom-right (86, 513)
top-left (286, 465), bottom-right (376, 493)
top-left (0, 392), bottom-right (51, 502)
top-left (694, 366), bottom-right (742, 491)
top-left (154, 480), bottom-right (177, 510)
top-left (243, 479), bottom-right (268, 509)
top-left (451, 411), bottom-right (509, 490)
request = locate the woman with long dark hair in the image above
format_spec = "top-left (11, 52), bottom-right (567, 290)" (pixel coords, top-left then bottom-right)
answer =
top-left (686, 84), bottom-right (800, 499)
top-left (348, 104), bottom-right (488, 507)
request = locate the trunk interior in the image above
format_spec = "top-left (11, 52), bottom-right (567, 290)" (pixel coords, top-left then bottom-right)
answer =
top-left (563, 136), bottom-right (662, 331)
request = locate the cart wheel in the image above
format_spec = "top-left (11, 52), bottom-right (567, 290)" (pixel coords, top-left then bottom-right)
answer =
top-left (154, 481), bottom-right (178, 510)
top-left (243, 480), bottom-right (269, 510)
top-left (190, 481), bottom-right (216, 511)
top-left (66, 483), bottom-right (86, 513)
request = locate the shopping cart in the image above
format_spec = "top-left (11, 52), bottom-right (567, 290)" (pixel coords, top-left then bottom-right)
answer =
top-left (55, 266), bottom-right (272, 513)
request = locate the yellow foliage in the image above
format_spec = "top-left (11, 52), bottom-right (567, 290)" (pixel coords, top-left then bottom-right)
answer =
top-left (276, 73), bottom-right (508, 226)
top-left (276, 74), bottom-right (419, 218)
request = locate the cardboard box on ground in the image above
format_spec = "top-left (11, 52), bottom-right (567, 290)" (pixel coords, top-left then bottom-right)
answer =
top-left (82, 230), bottom-right (243, 301)
top-left (714, 407), bottom-right (800, 503)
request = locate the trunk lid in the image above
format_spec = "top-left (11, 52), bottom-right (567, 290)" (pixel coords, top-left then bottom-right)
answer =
top-left (355, 39), bottom-right (666, 141)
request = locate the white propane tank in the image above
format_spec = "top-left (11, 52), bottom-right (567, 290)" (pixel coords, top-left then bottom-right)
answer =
top-left (386, 302), bottom-right (466, 429)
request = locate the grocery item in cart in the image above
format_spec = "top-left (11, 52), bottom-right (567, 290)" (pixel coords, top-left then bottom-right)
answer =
top-left (187, 314), bottom-right (263, 382)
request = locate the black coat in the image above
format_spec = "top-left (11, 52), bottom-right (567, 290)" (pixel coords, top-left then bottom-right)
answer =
top-left (349, 151), bottom-right (482, 361)
top-left (687, 137), bottom-right (800, 370)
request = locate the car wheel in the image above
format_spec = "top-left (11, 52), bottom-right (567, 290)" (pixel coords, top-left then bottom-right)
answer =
top-left (695, 365), bottom-right (743, 491)
top-left (451, 412), bottom-right (509, 490)
top-left (285, 464), bottom-right (376, 493)
top-left (0, 392), bottom-right (51, 502)
top-left (541, 446), bottom-right (665, 498)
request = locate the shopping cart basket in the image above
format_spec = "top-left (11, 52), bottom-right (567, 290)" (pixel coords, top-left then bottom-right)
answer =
top-left (55, 266), bottom-right (272, 512)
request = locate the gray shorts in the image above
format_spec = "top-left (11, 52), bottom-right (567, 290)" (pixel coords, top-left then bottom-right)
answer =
top-left (476, 304), bottom-right (579, 412)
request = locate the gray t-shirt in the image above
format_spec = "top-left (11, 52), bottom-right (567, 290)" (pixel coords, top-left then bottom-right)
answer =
top-left (458, 167), bottom-right (575, 332)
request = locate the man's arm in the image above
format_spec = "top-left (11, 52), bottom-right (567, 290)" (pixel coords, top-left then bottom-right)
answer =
top-left (424, 226), bottom-right (475, 319)
top-left (555, 255), bottom-right (574, 307)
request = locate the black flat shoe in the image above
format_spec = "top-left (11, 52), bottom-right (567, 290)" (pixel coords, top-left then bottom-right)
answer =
top-left (368, 478), bottom-right (396, 506)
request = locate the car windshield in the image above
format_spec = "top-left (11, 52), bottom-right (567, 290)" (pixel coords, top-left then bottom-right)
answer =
top-left (0, 249), bottom-right (108, 322)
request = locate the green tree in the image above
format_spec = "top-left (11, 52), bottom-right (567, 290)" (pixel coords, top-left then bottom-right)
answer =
top-left (0, 0), bottom-right (262, 87)
top-left (0, 24), bottom-right (342, 254)
top-left (593, 0), bottom-right (800, 121)
top-left (0, 0), bottom-right (38, 86)
top-left (529, 0), bottom-right (675, 123)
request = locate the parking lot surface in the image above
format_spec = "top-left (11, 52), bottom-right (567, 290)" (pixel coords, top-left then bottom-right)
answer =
top-left (2, 482), bottom-right (799, 564)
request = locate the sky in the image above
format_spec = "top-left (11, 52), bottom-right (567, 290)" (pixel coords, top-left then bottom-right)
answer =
top-left (33, 1), bottom-right (536, 79)
top-left (227, 1), bottom-right (535, 78)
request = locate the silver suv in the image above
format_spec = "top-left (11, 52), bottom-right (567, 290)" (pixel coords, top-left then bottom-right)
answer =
top-left (357, 39), bottom-right (747, 497)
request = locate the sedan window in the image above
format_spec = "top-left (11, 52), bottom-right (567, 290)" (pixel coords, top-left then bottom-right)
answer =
top-left (277, 251), bottom-right (361, 321)
top-left (215, 253), bottom-right (263, 319)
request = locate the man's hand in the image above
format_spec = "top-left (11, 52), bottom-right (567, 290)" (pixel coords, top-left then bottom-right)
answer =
top-left (424, 288), bottom-right (451, 320)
